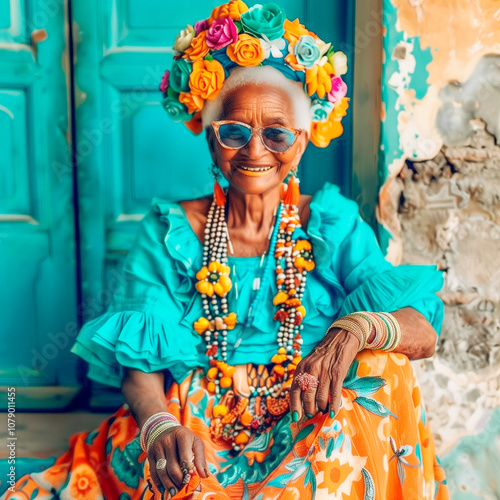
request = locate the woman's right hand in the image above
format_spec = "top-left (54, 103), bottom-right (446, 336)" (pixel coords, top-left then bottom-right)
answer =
top-left (148, 424), bottom-right (209, 497)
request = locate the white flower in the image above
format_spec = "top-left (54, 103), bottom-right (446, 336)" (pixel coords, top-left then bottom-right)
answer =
top-left (329, 50), bottom-right (348, 76)
top-left (259, 34), bottom-right (286, 58)
top-left (173, 24), bottom-right (195, 53)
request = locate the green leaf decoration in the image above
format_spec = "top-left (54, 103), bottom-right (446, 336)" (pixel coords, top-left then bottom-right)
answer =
top-left (344, 376), bottom-right (386, 396)
top-left (354, 397), bottom-right (397, 418)
top-left (205, 53), bottom-right (214, 61)
top-left (343, 360), bottom-right (359, 385)
top-left (268, 471), bottom-right (295, 488)
top-left (318, 435), bottom-right (325, 450)
top-left (326, 436), bottom-right (335, 457)
top-left (293, 424), bottom-right (315, 445)
top-left (234, 21), bottom-right (242, 33)
top-left (105, 436), bottom-right (113, 455)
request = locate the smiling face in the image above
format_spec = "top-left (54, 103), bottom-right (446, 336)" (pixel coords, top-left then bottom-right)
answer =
top-left (207, 84), bottom-right (309, 196)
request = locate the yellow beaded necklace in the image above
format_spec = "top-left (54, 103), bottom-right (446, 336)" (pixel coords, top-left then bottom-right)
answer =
top-left (193, 177), bottom-right (315, 450)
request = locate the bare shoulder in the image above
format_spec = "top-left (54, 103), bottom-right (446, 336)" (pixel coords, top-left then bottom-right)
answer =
top-left (299, 193), bottom-right (312, 230)
top-left (179, 196), bottom-right (212, 242)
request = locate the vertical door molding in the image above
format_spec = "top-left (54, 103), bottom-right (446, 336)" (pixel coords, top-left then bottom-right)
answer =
top-left (351, 0), bottom-right (383, 228)
top-left (0, 0), bottom-right (78, 408)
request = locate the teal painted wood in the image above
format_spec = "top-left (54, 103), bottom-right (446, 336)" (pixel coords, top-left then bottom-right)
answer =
top-left (0, 0), bottom-right (78, 403)
top-left (73, 0), bottom-right (354, 404)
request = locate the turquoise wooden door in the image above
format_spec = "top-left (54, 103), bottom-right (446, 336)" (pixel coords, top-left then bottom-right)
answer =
top-left (72, 0), bottom-right (354, 406)
top-left (0, 0), bottom-right (78, 408)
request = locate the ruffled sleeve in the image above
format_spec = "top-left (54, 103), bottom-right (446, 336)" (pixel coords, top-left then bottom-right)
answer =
top-left (70, 199), bottom-right (205, 388)
top-left (306, 183), bottom-right (445, 335)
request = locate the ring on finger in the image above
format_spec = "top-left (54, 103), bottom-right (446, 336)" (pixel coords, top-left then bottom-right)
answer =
top-left (155, 458), bottom-right (167, 470)
top-left (294, 372), bottom-right (319, 392)
top-left (181, 461), bottom-right (194, 484)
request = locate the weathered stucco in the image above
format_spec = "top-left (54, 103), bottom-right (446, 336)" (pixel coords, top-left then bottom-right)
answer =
top-left (391, 120), bottom-right (500, 446)
top-left (380, 0), bottom-right (500, 496)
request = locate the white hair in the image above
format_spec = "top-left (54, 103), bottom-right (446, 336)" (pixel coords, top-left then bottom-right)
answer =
top-left (202, 65), bottom-right (312, 131)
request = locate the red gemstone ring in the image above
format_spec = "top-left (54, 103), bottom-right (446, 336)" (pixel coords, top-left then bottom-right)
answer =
top-left (294, 372), bottom-right (319, 392)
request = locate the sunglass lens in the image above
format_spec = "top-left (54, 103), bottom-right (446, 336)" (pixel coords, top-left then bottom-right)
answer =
top-left (218, 124), bottom-right (252, 149)
top-left (262, 127), bottom-right (296, 152)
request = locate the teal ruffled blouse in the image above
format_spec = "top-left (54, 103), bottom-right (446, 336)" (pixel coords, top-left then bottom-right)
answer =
top-left (71, 182), bottom-right (445, 388)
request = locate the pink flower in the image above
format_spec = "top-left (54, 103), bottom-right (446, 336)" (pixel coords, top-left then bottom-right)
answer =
top-left (206, 18), bottom-right (238, 50)
top-left (160, 70), bottom-right (170, 94)
top-left (327, 76), bottom-right (347, 104)
top-left (194, 18), bottom-right (210, 36)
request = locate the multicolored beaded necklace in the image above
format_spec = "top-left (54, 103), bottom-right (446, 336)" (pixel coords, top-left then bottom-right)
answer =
top-left (193, 176), bottom-right (315, 451)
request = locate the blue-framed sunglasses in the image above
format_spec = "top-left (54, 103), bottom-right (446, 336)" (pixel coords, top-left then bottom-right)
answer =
top-left (212, 120), bottom-right (302, 153)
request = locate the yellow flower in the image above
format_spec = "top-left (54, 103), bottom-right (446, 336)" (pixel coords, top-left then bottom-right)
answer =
top-left (224, 312), bottom-right (237, 329)
top-left (293, 240), bottom-right (315, 272)
top-left (305, 61), bottom-right (334, 98)
top-left (195, 261), bottom-right (232, 297)
top-left (273, 291), bottom-right (289, 306)
top-left (194, 317), bottom-right (210, 334)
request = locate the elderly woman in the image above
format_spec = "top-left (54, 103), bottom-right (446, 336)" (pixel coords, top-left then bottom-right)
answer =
top-left (4, 2), bottom-right (449, 500)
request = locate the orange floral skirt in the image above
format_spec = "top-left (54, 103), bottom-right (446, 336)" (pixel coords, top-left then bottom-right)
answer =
top-left (2, 351), bottom-right (449, 500)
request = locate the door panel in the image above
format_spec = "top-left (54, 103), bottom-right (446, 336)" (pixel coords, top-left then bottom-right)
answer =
top-left (0, 0), bottom-right (78, 408)
top-left (73, 0), bottom-right (354, 407)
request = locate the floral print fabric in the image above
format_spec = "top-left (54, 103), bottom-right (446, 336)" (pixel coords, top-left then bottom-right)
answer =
top-left (3, 350), bottom-right (448, 500)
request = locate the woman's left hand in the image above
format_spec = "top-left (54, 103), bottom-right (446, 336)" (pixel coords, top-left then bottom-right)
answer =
top-left (289, 328), bottom-right (359, 421)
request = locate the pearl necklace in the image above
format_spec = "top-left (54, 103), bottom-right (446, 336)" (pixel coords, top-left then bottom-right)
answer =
top-left (193, 177), bottom-right (315, 448)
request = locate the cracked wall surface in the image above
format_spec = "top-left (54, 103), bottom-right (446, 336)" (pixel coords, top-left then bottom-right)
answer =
top-left (389, 120), bottom-right (500, 452)
top-left (380, 1), bottom-right (500, 497)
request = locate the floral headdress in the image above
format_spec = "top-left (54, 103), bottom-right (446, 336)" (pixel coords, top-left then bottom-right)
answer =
top-left (159, 0), bottom-right (349, 148)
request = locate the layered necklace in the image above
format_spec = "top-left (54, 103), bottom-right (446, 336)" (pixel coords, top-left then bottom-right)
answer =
top-left (193, 176), bottom-right (315, 451)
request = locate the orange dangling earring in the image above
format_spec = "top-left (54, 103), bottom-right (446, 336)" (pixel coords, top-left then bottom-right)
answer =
top-left (282, 173), bottom-right (300, 207)
top-left (211, 162), bottom-right (226, 206)
top-left (213, 180), bottom-right (226, 207)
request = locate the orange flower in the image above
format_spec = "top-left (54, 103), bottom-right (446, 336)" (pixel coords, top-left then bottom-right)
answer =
top-left (226, 34), bottom-right (265, 67)
top-left (284, 53), bottom-right (305, 71)
top-left (184, 111), bottom-right (203, 135)
top-left (283, 18), bottom-right (316, 45)
top-left (70, 464), bottom-right (99, 498)
top-left (189, 59), bottom-right (225, 101)
top-left (310, 98), bottom-right (349, 148)
top-left (293, 239), bottom-right (315, 272)
top-left (195, 261), bottom-right (232, 297)
top-left (184, 31), bottom-right (210, 61)
top-left (228, 0), bottom-right (249, 20)
top-left (332, 96), bottom-right (350, 119)
top-left (209, 0), bottom-right (248, 23)
top-left (305, 61), bottom-right (334, 98)
top-left (179, 92), bottom-right (204, 114)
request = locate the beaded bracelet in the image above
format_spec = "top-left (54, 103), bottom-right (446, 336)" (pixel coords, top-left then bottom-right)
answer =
top-left (140, 412), bottom-right (180, 452)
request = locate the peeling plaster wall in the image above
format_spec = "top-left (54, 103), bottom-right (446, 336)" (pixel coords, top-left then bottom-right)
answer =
top-left (380, 1), bottom-right (500, 497)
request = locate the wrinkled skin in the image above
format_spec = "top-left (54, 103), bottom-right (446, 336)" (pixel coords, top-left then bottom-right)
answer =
top-left (122, 84), bottom-right (438, 497)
